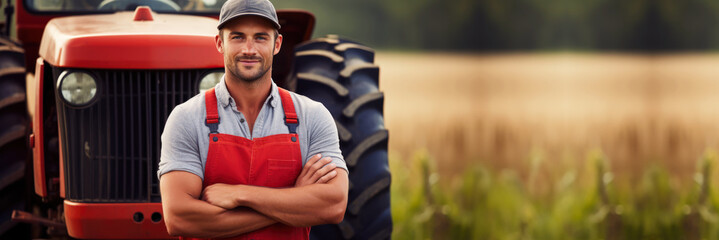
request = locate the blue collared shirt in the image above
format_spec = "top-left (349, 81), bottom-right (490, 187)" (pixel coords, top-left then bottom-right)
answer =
top-left (158, 77), bottom-right (347, 180)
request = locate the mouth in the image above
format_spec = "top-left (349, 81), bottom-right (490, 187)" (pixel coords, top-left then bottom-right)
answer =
top-left (238, 58), bottom-right (261, 67)
top-left (239, 60), bottom-right (259, 67)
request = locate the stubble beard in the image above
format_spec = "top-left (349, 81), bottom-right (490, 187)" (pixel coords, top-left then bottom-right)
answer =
top-left (227, 55), bottom-right (271, 84)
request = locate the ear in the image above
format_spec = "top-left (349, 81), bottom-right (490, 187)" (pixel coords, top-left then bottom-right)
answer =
top-left (215, 34), bottom-right (224, 54)
top-left (273, 34), bottom-right (283, 55)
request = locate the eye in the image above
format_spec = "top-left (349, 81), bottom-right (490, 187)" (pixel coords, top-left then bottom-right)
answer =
top-left (256, 36), bottom-right (267, 41)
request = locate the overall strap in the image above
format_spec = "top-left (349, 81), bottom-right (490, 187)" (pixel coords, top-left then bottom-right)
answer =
top-left (204, 88), bottom-right (220, 134)
top-left (278, 88), bottom-right (299, 134)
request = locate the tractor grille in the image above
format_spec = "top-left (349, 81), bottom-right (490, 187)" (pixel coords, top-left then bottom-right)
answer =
top-left (55, 68), bottom-right (211, 203)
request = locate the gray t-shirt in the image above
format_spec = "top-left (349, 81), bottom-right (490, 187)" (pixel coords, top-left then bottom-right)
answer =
top-left (157, 77), bottom-right (347, 181)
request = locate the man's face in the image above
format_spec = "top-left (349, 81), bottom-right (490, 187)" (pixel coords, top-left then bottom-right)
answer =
top-left (216, 16), bottom-right (282, 83)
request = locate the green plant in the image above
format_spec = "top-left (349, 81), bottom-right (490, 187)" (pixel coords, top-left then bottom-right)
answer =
top-left (390, 149), bottom-right (719, 239)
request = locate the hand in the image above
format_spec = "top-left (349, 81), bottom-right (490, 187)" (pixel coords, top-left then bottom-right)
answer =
top-left (202, 183), bottom-right (243, 209)
top-left (295, 154), bottom-right (338, 187)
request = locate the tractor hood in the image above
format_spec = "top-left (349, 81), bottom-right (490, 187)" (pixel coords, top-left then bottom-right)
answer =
top-left (38, 9), bottom-right (223, 69)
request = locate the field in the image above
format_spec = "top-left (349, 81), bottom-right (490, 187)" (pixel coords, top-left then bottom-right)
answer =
top-left (376, 53), bottom-right (719, 239)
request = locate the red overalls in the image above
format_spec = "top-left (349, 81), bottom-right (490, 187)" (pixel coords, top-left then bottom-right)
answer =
top-left (185, 87), bottom-right (309, 240)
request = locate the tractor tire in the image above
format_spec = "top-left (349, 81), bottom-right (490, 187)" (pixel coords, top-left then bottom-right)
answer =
top-left (293, 36), bottom-right (392, 240)
top-left (0, 38), bottom-right (30, 239)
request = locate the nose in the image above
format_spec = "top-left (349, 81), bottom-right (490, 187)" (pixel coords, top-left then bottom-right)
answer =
top-left (241, 40), bottom-right (257, 56)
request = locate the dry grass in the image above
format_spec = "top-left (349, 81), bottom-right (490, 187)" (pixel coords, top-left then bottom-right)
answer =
top-left (377, 52), bottom-right (719, 187)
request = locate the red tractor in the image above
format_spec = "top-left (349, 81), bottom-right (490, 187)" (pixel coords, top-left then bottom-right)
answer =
top-left (0, 0), bottom-right (390, 239)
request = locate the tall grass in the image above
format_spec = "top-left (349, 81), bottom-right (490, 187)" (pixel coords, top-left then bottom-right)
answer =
top-left (378, 53), bottom-right (719, 239)
top-left (390, 149), bottom-right (719, 239)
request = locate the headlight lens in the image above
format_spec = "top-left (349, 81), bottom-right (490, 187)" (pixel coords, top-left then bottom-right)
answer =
top-left (58, 71), bottom-right (98, 106)
top-left (199, 71), bottom-right (223, 92)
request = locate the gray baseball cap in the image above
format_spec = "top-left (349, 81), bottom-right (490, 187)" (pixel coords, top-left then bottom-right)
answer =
top-left (217, 0), bottom-right (281, 30)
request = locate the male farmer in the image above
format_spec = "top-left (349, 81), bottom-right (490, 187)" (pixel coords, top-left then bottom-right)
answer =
top-left (157, 0), bottom-right (349, 238)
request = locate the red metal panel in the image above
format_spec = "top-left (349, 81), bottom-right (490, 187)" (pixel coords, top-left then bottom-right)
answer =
top-left (32, 57), bottom-right (46, 197)
top-left (38, 12), bottom-right (224, 69)
top-left (15, 0), bottom-right (57, 73)
top-left (58, 115), bottom-right (65, 199)
top-left (64, 201), bottom-right (176, 239)
top-left (47, 33), bottom-right (223, 69)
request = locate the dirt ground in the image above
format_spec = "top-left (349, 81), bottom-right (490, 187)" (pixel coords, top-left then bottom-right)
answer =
top-left (376, 52), bottom-right (719, 184)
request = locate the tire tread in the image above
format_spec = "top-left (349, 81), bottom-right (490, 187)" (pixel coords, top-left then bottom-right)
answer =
top-left (297, 73), bottom-right (349, 97)
top-left (346, 130), bottom-right (388, 167)
top-left (0, 37), bottom-right (29, 239)
top-left (295, 36), bottom-right (391, 240)
top-left (342, 92), bottom-right (383, 118)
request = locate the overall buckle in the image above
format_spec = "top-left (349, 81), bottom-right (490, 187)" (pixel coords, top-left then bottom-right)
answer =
top-left (284, 117), bottom-right (299, 134)
top-left (205, 118), bottom-right (220, 136)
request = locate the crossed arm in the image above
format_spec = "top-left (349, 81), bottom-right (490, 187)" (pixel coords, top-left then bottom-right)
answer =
top-left (160, 154), bottom-right (348, 238)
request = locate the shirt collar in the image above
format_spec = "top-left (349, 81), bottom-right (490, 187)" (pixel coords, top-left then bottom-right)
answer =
top-left (215, 74), bottom-right (279, 109)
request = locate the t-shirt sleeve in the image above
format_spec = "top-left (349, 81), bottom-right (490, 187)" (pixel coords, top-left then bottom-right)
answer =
top-left (306, 102), bottom-right (348, 173)
top-left (157, 104), bottom-right (204, 180)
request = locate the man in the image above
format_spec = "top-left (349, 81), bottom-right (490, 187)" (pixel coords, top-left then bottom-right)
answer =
top-left (157, 0), bottom-right (349, 239)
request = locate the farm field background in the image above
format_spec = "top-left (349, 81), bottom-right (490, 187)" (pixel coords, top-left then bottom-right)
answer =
top-left (377, 52), bottom-right (719, 239)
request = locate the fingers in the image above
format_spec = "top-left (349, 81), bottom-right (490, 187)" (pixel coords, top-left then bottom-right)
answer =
top-left (308, 158), bottom-right (336, 183)
top-left (200, 184), bottom-right (240, 209)
top-left (316, 170), bottom-right (338, 183)
top-left (296, 154), bottom-right (341, 187)
top-left (200, 185), bottom-right (211, 200)
top-left (299, 154), bottom-right (323, 177)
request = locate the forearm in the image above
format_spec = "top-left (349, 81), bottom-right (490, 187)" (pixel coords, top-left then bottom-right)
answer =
top-left (160, 172), bottom-right (276, 238)
top-left (164, 197), bottom-right (276, 238)
top-left (238, 170), bottom-right (348, 227)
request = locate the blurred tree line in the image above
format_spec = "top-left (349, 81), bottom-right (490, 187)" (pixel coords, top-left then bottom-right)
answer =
top-left (273, 0), bottom-right (718, 51)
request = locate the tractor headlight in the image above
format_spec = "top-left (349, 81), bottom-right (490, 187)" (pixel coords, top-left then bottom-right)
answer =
top-left (58, 71), bottom-right (98, 106)
top-left (199, 71), bottom-right (223, 92)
